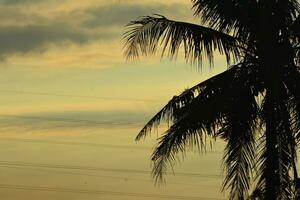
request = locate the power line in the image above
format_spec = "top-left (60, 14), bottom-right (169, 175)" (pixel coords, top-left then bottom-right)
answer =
top-left (0, 114), bottom-right (143, 127)
top-left (0, 166), bottom-right (220, 188)
top-left (0, 160), bottom-right (221, 179)
top-left (0, 137), bottom-right (223, 154)
top-left (0, 89), bottom-right (162, 103)
top-left (0, 184), bottom-right (225, 200)
top-left (0, 138), bottom-right (151, 150)
top-left (0, 115), bottom-right (223, 154)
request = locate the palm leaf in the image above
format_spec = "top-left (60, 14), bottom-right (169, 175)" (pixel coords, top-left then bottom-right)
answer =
top-left (148, 63), bottom-right (263, 183)
top-left (149, 66), bottom-right (239, 182)
top-left (135, 64), bottom-right (238, 141)
top-left (257, 84), bottom-right (296, 199)
top-left (248, 188), bottom-right (264, 200)
top-left (191, 0), bottom-right (255, 34)
top-left (220, 86), bottom-right (259, 200)
top-left (192, 0), bottom-right (299, 42)
top-left (284, 65), bottom-right (300, 142)
top-left (292, 16), bottom-right (300, 39)
top-left (123, 15), bottom-right (241, 66)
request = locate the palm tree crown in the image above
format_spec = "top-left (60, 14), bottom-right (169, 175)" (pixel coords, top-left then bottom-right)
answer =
top-left (123, 1), bottom-right (300, 199)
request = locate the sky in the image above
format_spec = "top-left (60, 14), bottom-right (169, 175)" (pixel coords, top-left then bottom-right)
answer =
top-left (0, 0), bottom-right (230, 199)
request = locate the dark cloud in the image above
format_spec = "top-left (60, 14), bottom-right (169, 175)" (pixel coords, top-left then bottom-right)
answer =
top-left (0, 0), bottom-right (58, 5)
top-left (0, 23), bottom-right (115, 57)
top-left (0, 0), bottom-right (40, 5)
top-left (0, 23), bottom-right (85, 55)
top-left (0, 2), bottom-right (191, 57)
top-left (82, 3), bottom-right (191, 28)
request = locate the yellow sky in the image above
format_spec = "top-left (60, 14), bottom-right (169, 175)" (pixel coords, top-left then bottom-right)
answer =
top-left (0, 1), bottom-right (229, 199)
top-left (0, 0), bottom-right (229, 116)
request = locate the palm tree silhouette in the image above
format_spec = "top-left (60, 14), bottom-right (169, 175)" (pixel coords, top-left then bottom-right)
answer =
top-left (123, 1), bottom-right (300, 199)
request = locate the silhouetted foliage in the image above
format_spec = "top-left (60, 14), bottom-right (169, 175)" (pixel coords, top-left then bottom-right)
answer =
top-left (123, 1), bottom-right (300, 199)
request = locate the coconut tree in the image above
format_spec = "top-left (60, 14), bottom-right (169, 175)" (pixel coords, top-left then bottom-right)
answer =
top-left (123, 1), bottom-right (300, 199)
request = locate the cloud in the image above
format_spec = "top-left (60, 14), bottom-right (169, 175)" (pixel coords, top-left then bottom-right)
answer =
top-left (0, 1), bottom-right (192, 62)
top-left (0, 110), bottom-right (150, 130)
top-left (82, 3), bottom-right (191, 28)
top-left (0, 23), bottom-right (116, 57)
top-left (0, 0), bottom-right (60, 5)
top-left (0, 0), bottom-right (38, 4)
top-left (0, 10), bottom-right (43, 25)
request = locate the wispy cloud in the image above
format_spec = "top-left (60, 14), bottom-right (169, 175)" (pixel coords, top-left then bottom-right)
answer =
top-left (0, 110), bottom-right (150, 131)
top-left (82, 3), bottom-right (189, 28)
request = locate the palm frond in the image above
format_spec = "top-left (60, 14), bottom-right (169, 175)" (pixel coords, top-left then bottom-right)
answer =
top-left (220, 86), bottom-right (259, 200)
top-left (123, 15), bottom-right (241, 66)
top-left (149, 63), bottom-right (263, 183)
top-left (191, 0), bottom-right (256, 38)
top-left (296, 46), bottom-right (300, 65)
top-left (257, 123), bottom-right (294, 200)
top-left (191, 0), bottom-right (299, 41)
top-left (276, 0), bottom-right (300, 27)
top-left (248, 188), bottom-right (264, 200)
top-left (291, 17), bottom-right (300, 64)
top-left (135, 64), bottom-right (238, 141)
top-left (257, 85), bottom-right (296, 199)
top-left (284, 65), bottom-right (300, 142)
top-left (150, 98), bottom-right (225, 182)
top-left (291, 16), bottom-right (300, 38)
top-left (149, 67), bottom-right (240, 182)
top-left (150, 121), bottom-right (209, 182)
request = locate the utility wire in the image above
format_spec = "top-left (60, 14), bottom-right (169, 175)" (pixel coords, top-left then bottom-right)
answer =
top-left (0, 137), bottom-right (151, 150)
top-left (0, 114), bottom-right (143, 127)
top-left (0, 166), bottom-right (220, 188)
top-left (0, 137), bottom-right (223, 154)
top-left (0, 184), bottom-right (225, 200)
top-left (0, 160), bottom-right (221, 179)
top-left (0, 114), bottom-right (145, 131)
top-left (0, 89), bottom-right (162, 103)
